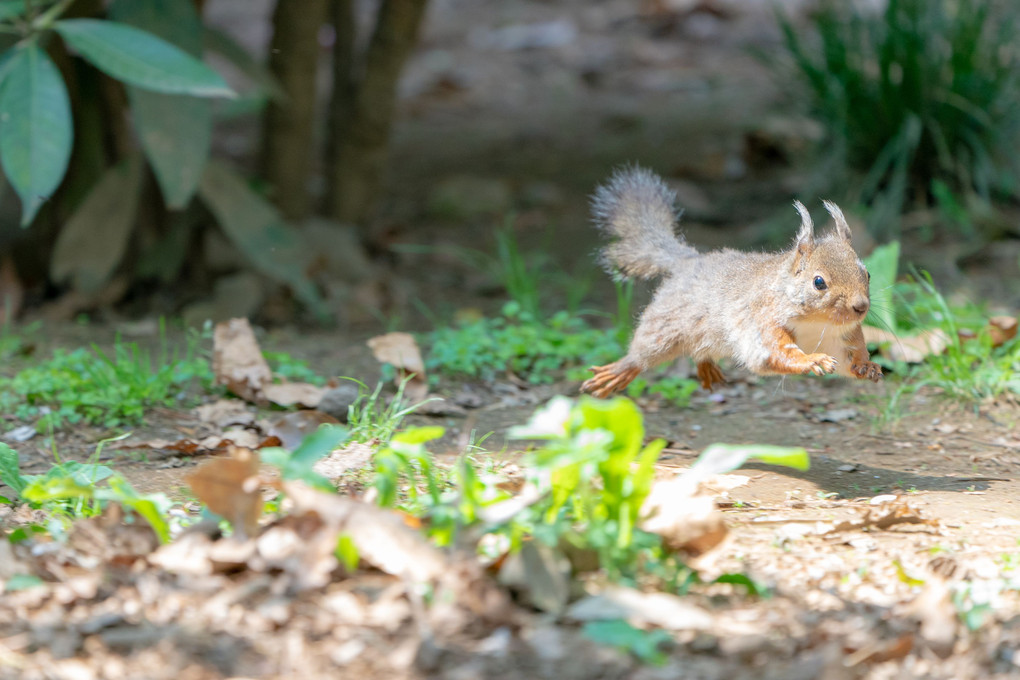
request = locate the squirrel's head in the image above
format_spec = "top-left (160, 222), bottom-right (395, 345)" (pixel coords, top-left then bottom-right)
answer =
top-left (787, 200), bottom-right (871, 326)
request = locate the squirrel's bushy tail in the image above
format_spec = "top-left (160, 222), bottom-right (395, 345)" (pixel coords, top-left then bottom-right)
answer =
top-left (591, 166), bottom-right (696, 279)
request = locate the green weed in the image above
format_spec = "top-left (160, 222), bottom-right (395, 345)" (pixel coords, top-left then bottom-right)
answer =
top-left (264, 351), bottom-right (326, 386)
top-left (344, 378), bottom-right (437, 444)
top-left (425, 302), bottom-right (623, 384)
top-left (0, 332), bottom-right (212, 429)
top-left (0, 439), bottom-right (173, 542)
top-left (779, 0), bottom-right (1020, 235)
top-left (626, 374), bottom-right (700, 408)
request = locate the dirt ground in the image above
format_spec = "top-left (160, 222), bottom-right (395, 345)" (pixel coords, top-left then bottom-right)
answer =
top-left (4, 0), bottom-right (1020, 678)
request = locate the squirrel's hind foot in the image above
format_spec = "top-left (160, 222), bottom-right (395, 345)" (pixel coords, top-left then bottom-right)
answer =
top-left (851, 360), bottom-right (883, 382)
top-left (581, 361), bottom-right (641, 398)
top-left (696, 360), bottom-right (726, 390)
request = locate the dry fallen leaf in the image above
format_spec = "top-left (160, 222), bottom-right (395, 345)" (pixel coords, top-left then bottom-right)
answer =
top-left (213, 318), bottom-right (273, 402)
top-left (566, 586), bottom-right (714, 631)
top-left (262, 381), bottom-right (327, 409)
top-left (825, 500), bottom-right (937, 535)
top-left (194, 399), bottom-right (256, 429)
top-left (367, 332), bottom-right (428, 402)
top-left (186, 446), bottom-right (263, 540)
top-left (120, 431), bottom-right (274, 456)
top-left (987, 315), bottom-right (1017, 347)
top-left (863, 326), bottom-right (950, 363)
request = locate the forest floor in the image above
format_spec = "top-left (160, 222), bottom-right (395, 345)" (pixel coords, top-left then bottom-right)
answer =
top-left (4, 0), bottom-right (1020, 679)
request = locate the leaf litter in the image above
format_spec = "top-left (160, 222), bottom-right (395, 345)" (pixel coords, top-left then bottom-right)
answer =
top-left (5, 327), bottom-right (1020, 678)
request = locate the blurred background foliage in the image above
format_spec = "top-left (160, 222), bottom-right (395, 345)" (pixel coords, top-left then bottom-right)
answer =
top-left (0, 0), bottom-right (1017, 329)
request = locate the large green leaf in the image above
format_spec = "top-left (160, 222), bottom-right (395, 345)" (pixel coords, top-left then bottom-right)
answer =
top-left (198, 161), bottom-right (328, 320)
top-left (0, 1), bottom-right (26, 21)
top-left (109, 0), bottom-right (212, 208)
top-left (0, 42), bottom-right (73, 226)
top-left (54, 19), bottom-right (233, 97)
top-left (50, 156), bottom-right (142, 292)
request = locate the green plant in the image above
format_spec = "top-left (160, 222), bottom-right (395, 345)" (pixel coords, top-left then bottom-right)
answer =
top-left (344, 378), bottom-right (437, 444)
top-left (582, 620), bottom-right (671, 665)
top-left (0, 332), bottom-right (212, 429)
top-left (426, 302), bottom-right (624, 384)
top-left (264, 351), bottom-right (325, 386)
top-left (0, 0), bottom-right (232, 226)
top-left (779, 0), bottom-right (1020, 235)
top-left (626, 374), bottom-right (700, 408)
top-left (0, 439), bottom-right (172, 542)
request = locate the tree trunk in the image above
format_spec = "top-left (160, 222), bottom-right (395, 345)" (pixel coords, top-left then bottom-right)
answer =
top-left (260, 0), bottom-right (330, 221)
top-left (327, 0), bottom-right (428, 229)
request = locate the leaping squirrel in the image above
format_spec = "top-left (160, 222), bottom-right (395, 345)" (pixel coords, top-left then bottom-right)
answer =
top-left (580, 166), bottom-right (882, 398)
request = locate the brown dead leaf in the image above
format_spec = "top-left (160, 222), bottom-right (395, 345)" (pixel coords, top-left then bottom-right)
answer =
top-left (566, 586), bottom-right (714, 631)
top-left (642, 493), bottom-right (728, 555)
top-left (269, 410), bottom-right (341, 451)
top-left (283, 481), bottom-right (446, 583)
top-left (213, 318), bottom-right (273, 402)
top-left (262, 381), bottom-right (327, 409)
top-left (120, 430), bottom-right (273, 456)
top-left (312, 441), bottom-right (374, 481)
top-left (988, 315), bottom-right (1017, 347)
top-left (825, 500), bottom-right (937, 535)
top-left (367, 332), bottom-right (428, 402)
top-left (863, 326), bottom-right (949, 363)
top-left (194, 399), bottom-right (255, 429)
top-left (186, 446), bottom-right (263, 540)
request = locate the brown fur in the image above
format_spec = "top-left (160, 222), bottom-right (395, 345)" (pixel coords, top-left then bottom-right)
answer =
top-left (581, 166), bottom-right (882, 398)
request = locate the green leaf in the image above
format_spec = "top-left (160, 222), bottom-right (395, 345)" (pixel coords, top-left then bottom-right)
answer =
top-left (50, 156), bottom-right (143, 292)
top-left (288, 424), bottom-right (349, 472)
top-left (0, 443), bottom-right (26, 497)
top-left (54, 19), bottom-right (233, 97)
top-left (693, 443), bottom-right (810, 476)
top-left (335, 533), bottom-right (359, 571)
top-left (197, 160), bottom-right (329, 320)
top-left (0, 1), bottom-right (27, 21)
top-left (863, 240), bottom-right (900, 333)
top-left (391, 426), bottom-right (445, 446)
top-left (4, 574), bottom-right (43, 591)
top-left (0, 42), bottom-right (73, 226)
top-left (582, 619), bottom-right (670, 665)
top-left (714, 572), bottom-right (771, 598)
top-left (109, 0), bottom-right (212, 208)
top-left (100, 476), bottom-right (171, 544)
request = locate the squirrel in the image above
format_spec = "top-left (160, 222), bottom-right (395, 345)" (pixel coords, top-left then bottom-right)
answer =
top-left (580, 166), bottom-right (883, 398)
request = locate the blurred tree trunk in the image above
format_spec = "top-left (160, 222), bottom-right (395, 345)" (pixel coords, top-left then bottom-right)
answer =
top-left (261, 0), bottom-right (330, 221)
top-left (326, 0), bottom-right (428, 231)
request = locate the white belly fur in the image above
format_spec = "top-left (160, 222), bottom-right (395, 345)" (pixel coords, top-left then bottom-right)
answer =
top-left (790, 319), bottom-right (855, 378)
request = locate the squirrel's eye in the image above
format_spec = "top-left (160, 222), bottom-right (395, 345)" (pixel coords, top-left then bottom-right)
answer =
top-left (867, 270), bottom-right (871, 281)
top-left (813, 276), bottom-right (827, 291)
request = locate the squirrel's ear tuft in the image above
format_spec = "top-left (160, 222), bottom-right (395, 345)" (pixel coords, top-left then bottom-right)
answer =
top-left (793, 199), bottom-right (813, 246)
top-left (822, 200), bottom-right (852, 241)
top-left (791, 200), bottom-right (814, 271)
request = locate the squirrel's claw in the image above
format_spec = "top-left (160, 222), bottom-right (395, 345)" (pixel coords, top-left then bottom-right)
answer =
top-left (696, 360), bottom-right (726, 390)
top-left (581, 362), bottom-right (641, 398)
top-left (851, 360), bottom-right (883, 382)
top-left (805, 353), bottom-right (838, 376)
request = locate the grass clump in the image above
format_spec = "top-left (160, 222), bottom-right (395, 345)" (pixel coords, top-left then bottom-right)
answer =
top-left (779, 0), bottom-right (1020, 235)
top-left (425, 301), bottom-right (624, 384)
top-left (863, 242), bottom-right (1020, 406)
top-left (0, 335), bottom-right (212, 429)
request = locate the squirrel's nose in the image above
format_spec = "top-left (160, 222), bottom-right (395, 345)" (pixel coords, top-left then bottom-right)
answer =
top-left (852, 298), bottom-right (870, 316)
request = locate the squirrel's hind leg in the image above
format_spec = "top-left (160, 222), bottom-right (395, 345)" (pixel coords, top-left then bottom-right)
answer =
top-left (581, 360), bottom-right (642, 398)
top-left (696, 360), bottom-right (726, 390)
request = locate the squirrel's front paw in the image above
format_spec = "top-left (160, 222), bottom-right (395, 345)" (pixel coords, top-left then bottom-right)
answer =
top-left (804, 353), bottom-right (838, 376)
top-left (851, 360), bottom-right (883, 382)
